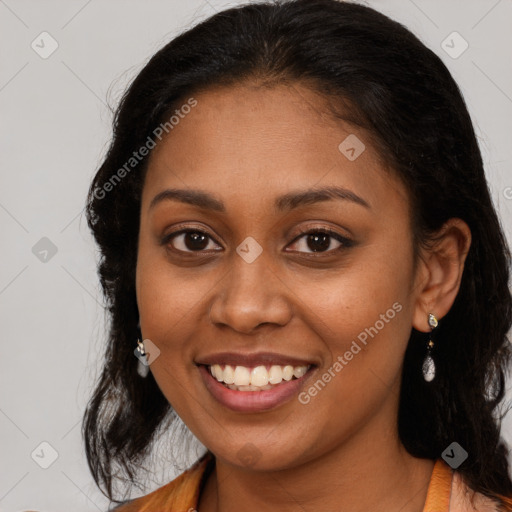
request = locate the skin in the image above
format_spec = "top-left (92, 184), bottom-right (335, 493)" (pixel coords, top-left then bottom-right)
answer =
top-left (135, 82), bottom-right (472, 512)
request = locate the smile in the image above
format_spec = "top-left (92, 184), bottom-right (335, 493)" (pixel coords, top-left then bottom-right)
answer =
top-left (208, 363), bottom-right (310, 391)
top-left (198, 363), bottom-right (317, 413)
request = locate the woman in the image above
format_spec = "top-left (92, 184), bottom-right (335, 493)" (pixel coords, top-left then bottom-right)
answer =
top-left (83, 1), bottom-right (512, 510)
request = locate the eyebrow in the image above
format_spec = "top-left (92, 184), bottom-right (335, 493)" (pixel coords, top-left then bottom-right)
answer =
top-left (149, 185), bottom-right (371, 213)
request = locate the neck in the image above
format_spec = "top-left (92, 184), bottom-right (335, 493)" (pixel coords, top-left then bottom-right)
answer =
top-left (198, 399), bottom-right (435, 512)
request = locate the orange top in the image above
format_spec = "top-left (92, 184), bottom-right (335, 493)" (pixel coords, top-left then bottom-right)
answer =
top-left (111, 452), bottom-right (504, 511)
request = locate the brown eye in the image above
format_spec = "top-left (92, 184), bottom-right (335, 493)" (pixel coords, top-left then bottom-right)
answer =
top-left (164, 230), bottom-right (221, 253)
top-left (287, 229), bottom-right (353, 254)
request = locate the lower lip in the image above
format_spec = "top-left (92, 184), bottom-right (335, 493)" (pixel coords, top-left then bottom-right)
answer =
top-left (198, 364), bottom-right (316, 413)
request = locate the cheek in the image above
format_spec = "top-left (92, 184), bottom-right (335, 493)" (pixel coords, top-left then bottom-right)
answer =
top-left (291, 275), bottom-right (412, 452)
top-left (136, 255), bottom-right (204, 414)
top-left (136, 224), bottom-right (203, 316)
top-left (296, 245), bottom-right (415, 387)
top-left (135, 246), bottom-right (207, 366)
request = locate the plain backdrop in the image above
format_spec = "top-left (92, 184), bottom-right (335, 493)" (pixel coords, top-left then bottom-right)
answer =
top-left (1, 0), bottom-right (511, 510)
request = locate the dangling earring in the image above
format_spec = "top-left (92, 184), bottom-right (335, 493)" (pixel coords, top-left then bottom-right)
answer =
top-left (422, 313), bottom-right (438, 382)
top-left (136, 338), bottom-right (146, 357)
top-left (135, 339), bottom-right (150, 378)
top-left (134, 320), bottom-right (150, 378)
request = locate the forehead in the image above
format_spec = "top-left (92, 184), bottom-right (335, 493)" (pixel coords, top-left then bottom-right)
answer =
top-left (142, 83), bottom-right (407, 214)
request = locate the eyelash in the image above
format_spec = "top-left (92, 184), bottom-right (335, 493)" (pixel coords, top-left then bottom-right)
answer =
top-left (161, 226), bottom-right (354, 256)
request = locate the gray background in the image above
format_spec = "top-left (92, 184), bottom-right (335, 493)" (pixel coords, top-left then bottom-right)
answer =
top-left (1, 0), bottom-right (511, 511)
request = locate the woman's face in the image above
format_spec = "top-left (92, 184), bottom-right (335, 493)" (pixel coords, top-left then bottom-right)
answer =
top-left (136, 82), bottom-right (424, 470)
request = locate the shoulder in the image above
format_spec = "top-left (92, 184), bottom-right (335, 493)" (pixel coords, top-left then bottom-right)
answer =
top-left (109, 451), bottom-right (214, 512)
top-left (450, 471), bottom-right (507, 512)
top-left (424, 459), bottom-right (508, 512)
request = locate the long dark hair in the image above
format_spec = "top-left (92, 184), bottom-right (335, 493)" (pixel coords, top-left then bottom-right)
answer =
top-left (83, 0), bottom-right (512, 507)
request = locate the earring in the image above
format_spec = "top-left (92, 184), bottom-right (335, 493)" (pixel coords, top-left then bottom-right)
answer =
top-left (422, 313), bottom-right (438, 382)
top-left (135, 320), bottom-right (150, 377)
top-left (136, 338), bottom-right (146, 357)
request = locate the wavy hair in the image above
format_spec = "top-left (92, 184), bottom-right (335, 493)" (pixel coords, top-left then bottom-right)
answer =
top-left (83, 0), bottom-right (512, 508)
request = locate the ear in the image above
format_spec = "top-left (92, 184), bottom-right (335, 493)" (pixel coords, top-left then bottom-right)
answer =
top-left (412, 218), bottom-right (472, 333)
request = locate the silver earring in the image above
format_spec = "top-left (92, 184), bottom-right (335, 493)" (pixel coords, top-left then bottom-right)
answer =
top-left (422, 313), bottom-right (438, 382)
top-left (135, 319), bottom-right (150, 377)
top-left (136, 338), bottom-right (146, 356)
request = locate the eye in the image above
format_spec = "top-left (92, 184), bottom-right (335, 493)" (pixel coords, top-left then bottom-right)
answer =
top-left (162, 227), bottom-right (354, 255)
top-left (163, 229), bottom-right (221, 253)
top-left (287, 228), bottom-right (353, 254)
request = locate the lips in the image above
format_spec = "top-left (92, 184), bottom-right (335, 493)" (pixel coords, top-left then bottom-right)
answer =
top-left (197, 357), bottom-right (317, 412)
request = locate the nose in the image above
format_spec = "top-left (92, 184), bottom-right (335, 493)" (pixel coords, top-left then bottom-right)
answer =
top-left (208, 254), bottom-right (293, 334)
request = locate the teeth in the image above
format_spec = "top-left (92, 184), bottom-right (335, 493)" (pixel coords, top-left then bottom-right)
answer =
top-left (251, 366), bottom-right (269, 387)
top-left (269, 365), bottom-right (283, 384)
top-left (282, 365), bottom-right (294, 381)
top-left (208, 363), bottom-right (310, 391)
top-left (293, 366), bottom-right (308, 378)
top-left (213, 365), bottom-right (223, 381)
top-left (223, 364), bottom-right (235, 384)
top-left (233, 366), bottom-right (251, 386)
